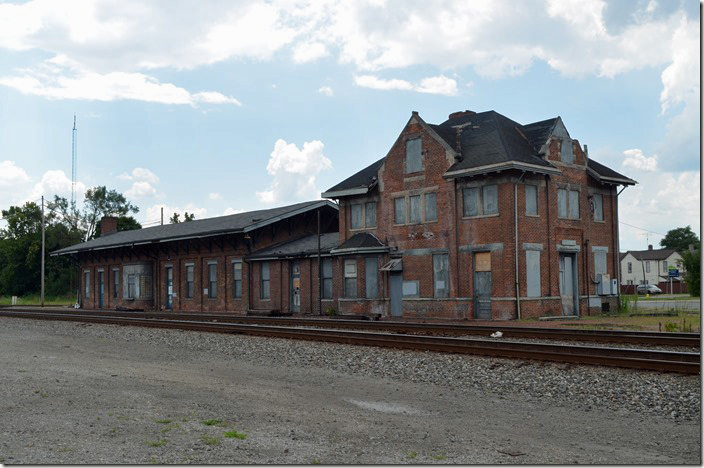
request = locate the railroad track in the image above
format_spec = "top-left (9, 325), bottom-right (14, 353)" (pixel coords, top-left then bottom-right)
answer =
top-left (0, 308), bottom-right (699, 374)
top-left (1, 306), bottom-right (699, 347)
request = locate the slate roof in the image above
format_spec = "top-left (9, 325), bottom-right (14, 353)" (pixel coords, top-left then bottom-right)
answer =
top-left (621, 248), bottom-right (679, 261)
top-left (522, 118), bottom-right (558, 152)
top-left (587, 159), bottom-right (636, 185)
top-left (321, 157), bottom-right (384, 198)
top-left (52, 200), bottom-right (338, 255)
top-left (331, 232), bottom-right (388, 253)
top-left (246, 232), bottom-right (339, 260)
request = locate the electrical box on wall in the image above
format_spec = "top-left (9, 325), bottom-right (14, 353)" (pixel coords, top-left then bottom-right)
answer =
top-left (597, 274), bottom-right (611, 295)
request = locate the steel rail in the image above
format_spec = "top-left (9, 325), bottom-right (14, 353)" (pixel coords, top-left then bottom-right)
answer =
top-left (0, 310), bottom-right (699, 374)
top-left (2, 307), bottom-right (699, 347)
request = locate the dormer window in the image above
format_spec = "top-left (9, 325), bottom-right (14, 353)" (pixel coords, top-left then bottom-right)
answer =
top-left (561, 138), bottom-right (574, 164)
top-left (405, 137), bottom-right (422, 173)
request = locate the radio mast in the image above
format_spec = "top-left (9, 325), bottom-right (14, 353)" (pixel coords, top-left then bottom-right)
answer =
top-left (71, 114), bottom-right (77, 205)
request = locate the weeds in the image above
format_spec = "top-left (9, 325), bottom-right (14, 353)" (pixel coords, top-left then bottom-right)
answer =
top-left (311, 459), bottom-right (321, 464)
top-left (432, 454), bottom-right (448, 461)
top-left (33, 390), bottom-right (48, 398)
top-left (224, 430), bottom-right (247, 439)
top-left (201, 435), bottom-right (221, 446)
top-left (407, 452), bottom-right (418, 459)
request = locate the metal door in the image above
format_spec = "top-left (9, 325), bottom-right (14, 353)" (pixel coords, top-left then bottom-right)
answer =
top-left (559, 254), bottom-right (577, 316)
top-left (474, 252), bottom-right (492, 319)
top-left (98, 271), bottom-right (104, 308)
top-left (390, 272), bottom-right (402, 317)
top-left (165, 266), bottom-right (173, 310)
top-left (290, 261), bottom-right (301, 313)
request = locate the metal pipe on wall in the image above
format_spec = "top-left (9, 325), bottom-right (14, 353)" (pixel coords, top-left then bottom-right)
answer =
top-left (514, 173), bottom-right (525, 320)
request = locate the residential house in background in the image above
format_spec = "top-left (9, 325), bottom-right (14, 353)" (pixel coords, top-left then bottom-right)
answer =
top-left (620, 246), bottom-right (687, 294)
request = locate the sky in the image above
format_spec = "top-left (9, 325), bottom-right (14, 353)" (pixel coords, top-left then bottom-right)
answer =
top-left (0, 0), bottom-right (699, 252)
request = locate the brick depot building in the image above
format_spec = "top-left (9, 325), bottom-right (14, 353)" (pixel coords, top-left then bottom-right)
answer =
top-left (54, 109), bottom-right (635, 320)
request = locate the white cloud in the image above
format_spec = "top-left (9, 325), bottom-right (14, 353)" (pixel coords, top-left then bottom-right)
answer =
top-left (0, 68), bottom-right (240, 106)
top-left (256, 138), bottom-right (332, 204)
top-left (622, 149), bottom-right (658, 172)
top-left (355, 74), bottom-right (457, 95)
top-left (125, 181), bottom-right (157, 198)
top-left (208, 192), bottom-right (222, 201)
top-left (0, 160), bottom-right (31, 187)
top-left (293, 41), bottom-right (328, 63)
top-left (30, 169), bottom-right (85, 201)
top-left (318, 86), bottom-right (334, 97)
top-left (119, 167), bottom-right (159, 199)
top-left (119, 167), bottom-right (159, 184)
top-left (223, 207), bottom-right (246, 216)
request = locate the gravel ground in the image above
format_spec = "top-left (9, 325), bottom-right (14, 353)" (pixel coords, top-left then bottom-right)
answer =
top-left (0, 316), bottom-right (700, 465)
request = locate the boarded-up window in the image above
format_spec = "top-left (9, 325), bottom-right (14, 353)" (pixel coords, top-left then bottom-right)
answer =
top-left (568, 190), bottom-right (579, 219)
top-left (84, 271), bottom-right (90, 298)
top-left (185, 264), bottom-right (194, 298)
top-left (483, 185), bottom-right (498, 214)
top-left (261, 262), bottom-right (270, 299)
top-left (433, 254), bottom-right (449, 298)
top-left (409, 195), bottom-right (421, 224)
top-left (557, 189), bottom-right (567, 218)
top-left (594, 250), bottom-right (607, 276)
top-left (593, 193), bottom-right (603, 221)
top-left (561, 139), bottom-right (574, 164)
top-left (350, 204), bottom-right (363, 229)
top-left (232, 260), bottom-right (242, 298)
top-left (127, 274), bottom-right (136, 299)
top-left (405, 138), bottom-right (422, 173)
top-left (322, 258), bottom-right (333, 299)
top-left (475, 252), bottom-right (491, 272)
top-left (525, 185), bottom-right (538, 216)
top-left (344, 259), bottom-right (357, 298)
top-left (463, 187), bottom-right (479, 217)
top-left (112, 269), bottom-right (119, 299)
top-left (425, 193), bottom-right (437, 221)
top-left (365, 257), bottom-right (378, 299)
top-left (365, 202), bottom-right (377, 227)
top-left (526, 250), bottom-right (541, 297)
top-left (394, 197), bottom-right (406, 224)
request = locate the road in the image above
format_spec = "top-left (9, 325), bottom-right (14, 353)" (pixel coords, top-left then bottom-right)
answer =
top-left (633, 297), bottom-right (700, 312)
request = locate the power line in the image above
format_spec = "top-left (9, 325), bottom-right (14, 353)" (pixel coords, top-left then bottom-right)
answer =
top-left (619, 221), bottom-right (667, 237)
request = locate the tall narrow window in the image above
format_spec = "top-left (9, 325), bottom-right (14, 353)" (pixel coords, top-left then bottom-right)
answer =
top-left (409, 195), bottom-right (421, 224)
top-left (350, 204), bottom-right (363, 229)
top-left (425, 192), bottom-right (437, 222)
top-left (526, 250), bottom-right (541, 297)
top-left (344, 259), bottom-right (357, 298)
top-left (645, 261), bottom-right (650, 273)
top-left (483, 185), bottom-right (498, 215)
top-left (433, 254), bottom-right (449, 298)
top-left (208, 262), bottom-right (217, 299)
top-left (127, 274), bottom-right (136, 299)
top-left (558, 189), bottom-right (580, 219)
top-left (232, 260), bottom-right (242, 298)
top-left (112, 269), bottom-right (119, 299)
top-left (185, 264), bottom-right (194, 299)
top-left (394, 197), bottom-right (406, 224)
top-left (463, 187), bottom-right (479, 217)
top-left (322, 258), bottom-right (333, 299)
top-left (405, 138), bottom-right (422, 173)
top-left (568, 190), bottom-right (580, 219)
top-left (662, 261), bottom-right (667, 272)
top-left (261, 262), bottom-right (270, 299)
top-left (139, 275), bottom-right (153, 299)
top-left (365, 202), bottom-right (377, 228)
top-left (593, 193), bottom-right (603, 221)
top-left (557, 189), bottom-right (567, 218)
top-left (525, 185), bottom-right (538, 216)
top-left (627, 262), bottom-right (632, 274)
top-left (365, 257), bottom-right (378, 299)
top-left (594, 251), bottom-right (607, 276)
top-left (561, 139), bottom-right (574, 164)
top-left (84, 271), bottom-right (90, 298)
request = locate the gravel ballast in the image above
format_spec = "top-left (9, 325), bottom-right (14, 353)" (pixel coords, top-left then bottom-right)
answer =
top-left (0, 316), bottom-right (700, 464)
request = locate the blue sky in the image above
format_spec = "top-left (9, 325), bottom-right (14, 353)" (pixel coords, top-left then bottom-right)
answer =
top-left (0, 0), bottom-right (699, 251)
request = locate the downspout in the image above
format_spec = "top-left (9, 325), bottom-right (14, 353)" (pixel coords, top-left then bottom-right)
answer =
top-left (514, 172), bottom-right (526, 319)
top-left (545, 175), bottom-right (552, 296)
top-left (454, 178), bottom-right (462, 318)
top-left (615, 186), bottom-right (627, 300)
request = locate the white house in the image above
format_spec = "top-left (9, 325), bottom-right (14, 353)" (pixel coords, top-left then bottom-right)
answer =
top-left (620, 245), bottom-right (684, 293)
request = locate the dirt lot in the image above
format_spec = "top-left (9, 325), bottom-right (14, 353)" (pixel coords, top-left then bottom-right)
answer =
top-left (0, 317), bottom-right (700, 465)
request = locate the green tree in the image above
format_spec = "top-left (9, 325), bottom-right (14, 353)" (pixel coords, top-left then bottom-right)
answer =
top-left (680, 247), bottom-right (700, 297)
top-left (0, 203), bottom-right (43, 296)
top-left (660, 226), bottom-right (700, 253)
top-left (170, 211), bottom-right (195, 224)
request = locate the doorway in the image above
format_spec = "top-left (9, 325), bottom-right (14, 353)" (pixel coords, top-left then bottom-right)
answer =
top-left (165, 266), bottom-right (173, 310)
top-left (559, 253), bottom-right (578, 316)
top-left (290, 261), bottom-right (301, 313)
top-left (390, 272), bottom-right (402, 318)
top-left (474, 252), bottom-right (491, 319)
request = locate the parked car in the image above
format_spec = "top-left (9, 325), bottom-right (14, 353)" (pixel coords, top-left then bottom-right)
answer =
top-left (637, 284), bottom-right (662, 294)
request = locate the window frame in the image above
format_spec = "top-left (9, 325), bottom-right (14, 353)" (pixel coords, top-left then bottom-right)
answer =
top-left (232, 260), bottom-right (242, 299)
top-left (405, 137), bottom-right (422, 173)
top-left (425, 192), bottom-right (437, 222)
top-left (525, 184), bottom-right (538, 216)
top-left (462, 184), bottom-right (499, 218)
top-left (593, 193), bottom-right (604, 222)
top-left (84, 270), bottom-right (90, 299)
top-left (433, 254), bottom-right (450, 298)
top-left (558, 188), bottom-right (580, 220)
top-left (185, 263), bottom-right (194, 299)
top-left (349, 201), bottom-right (377, 230)
top-left (207, 261), bottom-right (217, 299)
top-left (112, 268), bottom-right (119, 299)
top-left (322, 258), bottom-right (333, 299)
top-left (525, 250), bottom-right (541, 298)
top-left (344, 259), bottom-right (357, 298)
top-left (260, 262), bottom-right (270, 300)
top-left (365, 256), bottom-right (379, 299)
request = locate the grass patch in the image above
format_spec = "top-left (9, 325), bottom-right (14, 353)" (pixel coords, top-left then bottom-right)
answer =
top-left (200, 435), bottom-right (221, 446)
top-left (161, 423), bottom-right (180, 433)
top-left (201, 419), bottom-right (224, 427)
top-left (432, 454), bottom-right (448, 461)
top-left (407, 452), bottom-right (418, 459)
top-left (145, 439), bottom-right (167, 448)
top-left (0, 294), bottom-right (75, 306)
top-left (224, 430), bottom-right (247, 440)
top-left (311, 459), bottom-right (321, 465)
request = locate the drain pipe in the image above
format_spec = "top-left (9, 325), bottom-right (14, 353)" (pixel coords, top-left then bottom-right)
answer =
top-left (514, 172), bottom-right (526, 319)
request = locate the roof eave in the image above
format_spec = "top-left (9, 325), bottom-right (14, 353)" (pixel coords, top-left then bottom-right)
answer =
top-left (330, 246), bottom-right (390, 255)
top-left (443, 161), bottom-right (561, 179)
top-left (321, 186), bottom-right (372, 199)
top-left (587, 167), bottom-right (637, 186)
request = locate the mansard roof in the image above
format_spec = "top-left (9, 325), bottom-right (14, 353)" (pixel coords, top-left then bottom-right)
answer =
top-left (52, 200), bottom-right (338, 256)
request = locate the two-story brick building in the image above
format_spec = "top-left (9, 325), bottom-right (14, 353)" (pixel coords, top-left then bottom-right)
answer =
top-left (321, 110), bottom-right (636, 320)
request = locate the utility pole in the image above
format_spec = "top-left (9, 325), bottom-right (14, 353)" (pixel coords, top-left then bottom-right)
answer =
top-left (41, 195), bottom-right (45, 307)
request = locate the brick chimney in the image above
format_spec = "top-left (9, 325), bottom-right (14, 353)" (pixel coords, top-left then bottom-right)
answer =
top-left (448, 110), bottom-right (476, 120)
top-left (100, 216), bottom-right (118, 236)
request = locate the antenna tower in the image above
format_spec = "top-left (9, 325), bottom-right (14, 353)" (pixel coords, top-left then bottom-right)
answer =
top-left (71, 114), bottom-right (77, 205)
